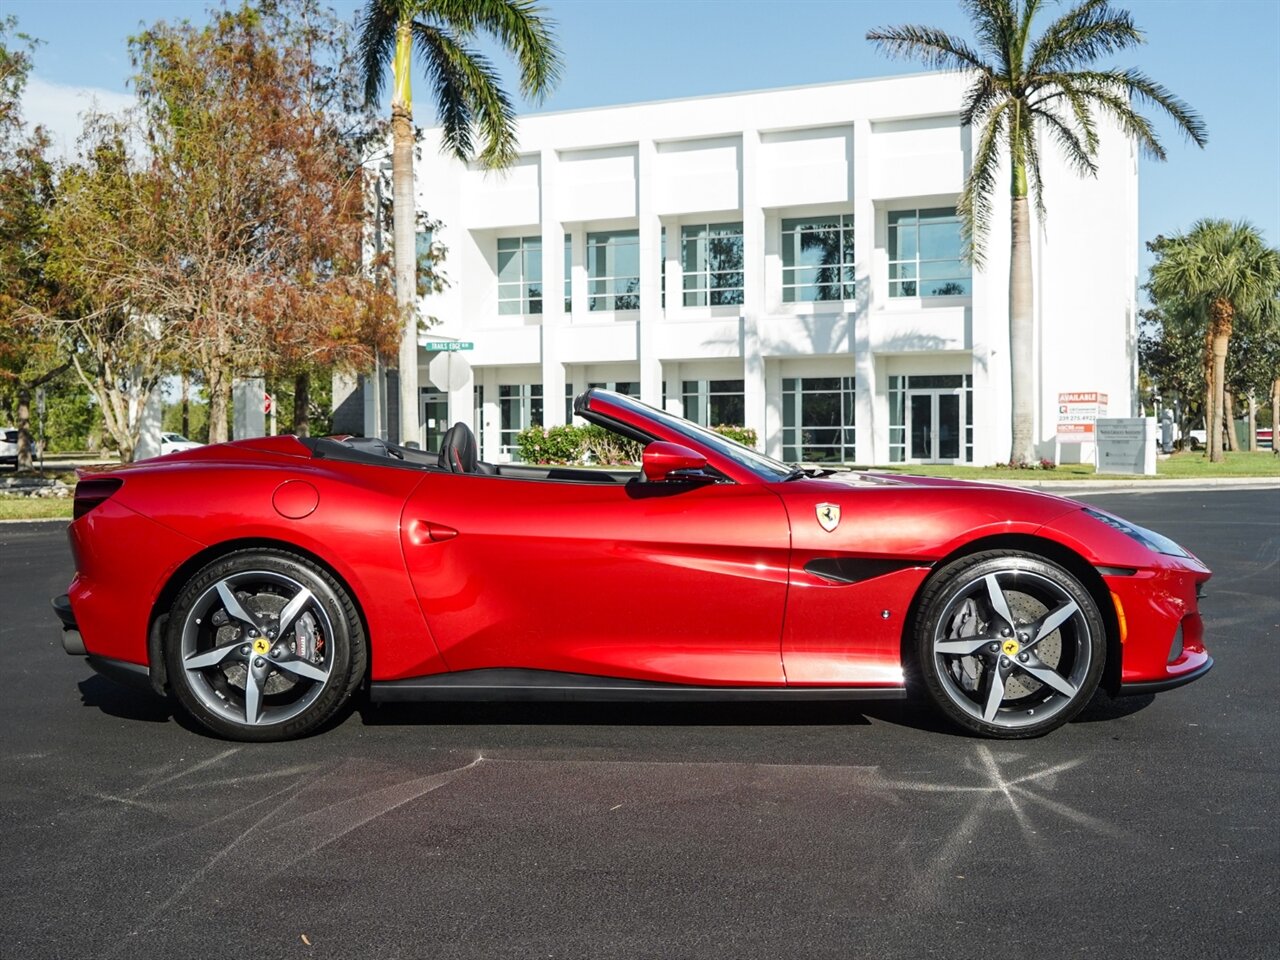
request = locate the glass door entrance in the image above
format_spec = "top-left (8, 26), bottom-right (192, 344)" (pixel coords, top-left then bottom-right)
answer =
top-left (907, 388), bottom-right (964, 462)
top-left (421, 390), bottom-right (448, 453)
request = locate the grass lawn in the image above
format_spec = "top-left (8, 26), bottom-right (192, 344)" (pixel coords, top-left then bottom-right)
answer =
top-left (0, 497), bottom-right (72, 521)
top-left (859, 450), bottom-right (1279, 481)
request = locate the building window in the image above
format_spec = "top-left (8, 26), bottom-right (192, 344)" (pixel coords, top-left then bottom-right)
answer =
top-left (682, 379), bottom-right (744, 427)
top-left (888, 208), bottom-right (970, 298)
top-left (473, 384), bottom-right (485, 454)
top-left (497, 236), bottom-right (542, 315)
top-left (587, 230), bottom-right (640, 311)
top-left (499, 384), bottom-right (543, 457)
top-left (682, 222), bottom-right (744, 306)
top-left (782, 377), bottom-right (855, 463)
top-left (781, 214), bottom-right (855, 302)
top-left (888, 374), bottom-right (973, 463)
top-left (565, 381), bottom-right (640, 421)
top-left (564, 233), bottom-right (572, 313)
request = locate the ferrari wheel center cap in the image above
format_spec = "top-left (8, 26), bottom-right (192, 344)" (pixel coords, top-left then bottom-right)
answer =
top-left (1001, 639), bottom-right (1020, 657)
top-left (252, 637), bottom-right (271, 656)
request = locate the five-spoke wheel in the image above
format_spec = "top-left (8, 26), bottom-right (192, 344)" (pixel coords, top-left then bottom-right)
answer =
top-left (914, 551), bottom-right (1105, 738)
top-left (165, 549), bottom-right (365, 741)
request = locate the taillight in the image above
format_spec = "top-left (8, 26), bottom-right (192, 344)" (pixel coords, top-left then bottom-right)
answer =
top-left (73, 478), bottom-right (123, 520)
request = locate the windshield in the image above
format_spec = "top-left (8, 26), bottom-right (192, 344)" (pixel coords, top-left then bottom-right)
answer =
top-left (590, 391), bottom-right (793, 481)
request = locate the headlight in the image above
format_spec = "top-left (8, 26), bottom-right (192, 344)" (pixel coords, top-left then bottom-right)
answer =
top-left (1083, 508), bottom-right (1189, 558)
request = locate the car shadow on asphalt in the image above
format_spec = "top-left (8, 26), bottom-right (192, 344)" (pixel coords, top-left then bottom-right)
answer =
top-left (77, 675), bottom-right (170, 723)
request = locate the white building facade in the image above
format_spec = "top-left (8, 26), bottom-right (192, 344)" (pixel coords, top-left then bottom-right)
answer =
top-left (344, 71), bottom-right (1140, 465)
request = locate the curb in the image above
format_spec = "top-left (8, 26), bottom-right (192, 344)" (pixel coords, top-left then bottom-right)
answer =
top-left (976, 476), bottom-right (1280, 493)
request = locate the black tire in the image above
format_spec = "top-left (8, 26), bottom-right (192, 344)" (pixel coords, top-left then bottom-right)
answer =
top-left (165, 548), bottom-right (366, 741)
top-left (911, 550), bottom-right (1105, 739)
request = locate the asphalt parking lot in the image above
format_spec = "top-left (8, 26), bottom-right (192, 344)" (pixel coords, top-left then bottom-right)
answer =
top-left (1, 488), bottom-right (1276, 959)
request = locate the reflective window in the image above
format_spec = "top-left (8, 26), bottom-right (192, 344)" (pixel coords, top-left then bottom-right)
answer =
top-left (499, 384), bottom-right (543, 457)
top-left (682, 222), bottom-right (744, 306)
top-left (782, 377), bottom-right (856, 463)
top-left (587, 230), bottom-right (640, 311)
top-left (682, 379), bottom-right (745, 427)
top-left (887, 208), bottom-right (970, 298)
top-left (781, 214), bottom-right (855, 302)
top-left (497, 237), bottom-right (542, 315)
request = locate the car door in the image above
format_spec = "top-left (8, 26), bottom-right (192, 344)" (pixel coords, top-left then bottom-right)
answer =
top-left (399, 472), bottom-right (790, 685)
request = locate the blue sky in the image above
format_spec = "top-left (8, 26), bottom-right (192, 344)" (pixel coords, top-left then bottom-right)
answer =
top-left (10, 0), bottom-right (1280, 284)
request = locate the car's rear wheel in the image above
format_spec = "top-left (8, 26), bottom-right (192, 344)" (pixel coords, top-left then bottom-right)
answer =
top-left (165, 549), bottom-right (365, 741)
top-left (913, 550), bottom-right (1105, 739)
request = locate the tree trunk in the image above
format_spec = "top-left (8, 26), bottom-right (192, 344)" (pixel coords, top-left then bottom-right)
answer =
top-left (1008, 194), bottom-right (1035, 464)
top-left (1207, 297), bottom-right (1233, 464)
top-left (293, 370), bottom-right (310, 437)
top-left (391, 19), bottom-right (420, 448)
top-left (1210, 336), bottom-right (1229, 462)
top-left (181, 372), bottom-right (190, 438)
top-left (1246, 390), bottom-right (1257, 453)
top-left (207, 359), bottom-right (230, 444)
top-left (1222, 389), bottom-right (1234, 452)
top-left (16, 385), bottom-right (33, 472)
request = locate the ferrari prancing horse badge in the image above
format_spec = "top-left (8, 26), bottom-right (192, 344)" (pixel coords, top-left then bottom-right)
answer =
top-left (816, 503), bottom-right (841, 532)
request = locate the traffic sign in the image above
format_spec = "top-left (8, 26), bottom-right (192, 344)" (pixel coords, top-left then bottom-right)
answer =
top-left (423, 340), bottom-right (474, 352)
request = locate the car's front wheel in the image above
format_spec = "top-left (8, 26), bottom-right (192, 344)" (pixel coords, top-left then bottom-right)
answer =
top-left (165, 549), bottom-right (366, 741)
top-left (913, 550), bottom-right (1105, 738)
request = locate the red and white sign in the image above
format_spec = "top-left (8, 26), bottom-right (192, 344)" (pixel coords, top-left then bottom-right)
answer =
top-left (1056, 392), bottom-right (1108, 444)
top-left (263, 393), bottom-right (274, 414)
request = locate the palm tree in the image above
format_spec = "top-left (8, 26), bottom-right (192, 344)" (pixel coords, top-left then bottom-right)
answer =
top-left (1149, 220), bottom-right (1280, 462)
top-left (358, 0), bottom-right (560, 446)
top-left (868, 0), bottom-right (1206, 463)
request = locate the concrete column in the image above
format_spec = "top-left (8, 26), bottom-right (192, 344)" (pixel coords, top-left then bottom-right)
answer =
top-left (740, 127), bottom-right (765, 448)
top-left (852, 118), bottom-right (877, 464)
top-left (540, 147), bottom-right (567, 426)
top-left (637, 139), bottom-right (663, 408)
top-left (232, 376), bottom-right (266, 440)
top-left (663, 360), bottom-right (682, 415)
top-left (480, 366), bottom-right (500, 462)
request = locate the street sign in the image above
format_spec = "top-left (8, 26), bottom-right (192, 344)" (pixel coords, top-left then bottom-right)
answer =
top-left (428, 351), bottom-right (472, 392)
top-left (423, 340), bottom-right (474, 352)
top-left (1096, 417), bottom-right (1156, 475)
top-left (263, 392), bottom-right (274, 414)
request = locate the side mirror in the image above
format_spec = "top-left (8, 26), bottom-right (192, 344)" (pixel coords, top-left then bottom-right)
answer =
top-left (642, 441), bottom-right (710, 482)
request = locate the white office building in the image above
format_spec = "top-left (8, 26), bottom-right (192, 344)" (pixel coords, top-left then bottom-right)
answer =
top-left (338, 70), bottom-right (1139, 465)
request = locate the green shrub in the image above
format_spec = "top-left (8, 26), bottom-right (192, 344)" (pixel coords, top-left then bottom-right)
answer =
top-left (712, 425), bottom-right (757, 448)
top-left (515, 424), bottom-right (643, 465)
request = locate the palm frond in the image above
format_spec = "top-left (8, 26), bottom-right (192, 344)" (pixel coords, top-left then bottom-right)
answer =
top-left (453, 0), bottom-right (563, 101)
top-left (1027, 0), bottom-right (1144, 75)
top-left (959, 99), bottom-right (1010, 266)
top-left (357, 0), bottom-right (400, 105)
top-left (865, 24), bottom-right (989, 73)
top-left (959, 71), bottom-right (1002, 127)
top-left (1053, 72), bottom-right (1166, 159)
top-left (412, 21), bottom-right (516, 168)
top-left (1111, 67), bottom-right (1208, 148)
top-left (1020, 108), bottom-right (1048, 225)
top-left (1029, 101), bottom-right (1098, 179)
top-left (961, 0), bottom-right (1019, 78)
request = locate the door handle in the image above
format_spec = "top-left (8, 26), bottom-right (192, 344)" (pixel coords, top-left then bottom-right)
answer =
top-left (408, 520), bottom-right (459, 545)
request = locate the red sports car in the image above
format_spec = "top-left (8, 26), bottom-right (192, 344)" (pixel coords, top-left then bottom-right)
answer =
top-left (52, 389), bottom-right (1212, 741)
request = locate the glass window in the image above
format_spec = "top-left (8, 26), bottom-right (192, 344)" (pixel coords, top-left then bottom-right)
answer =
top-left (564, 234), bottom-right (572, 313)
top-left (497, 237), bottom-right (542, 315)
top-left (587, 230), bottom-right (640, 311)
top-left (681, 222), bottom-right (744, 307)
top-left (473, 384), bottom-right (485, 453)
top-left (781, 214), bottom-right (855, 302)
top-left (682, 379), bottom-right (744, 427)
top-left (499, 384), bottom-right (543, 457)
top-left (887, 208), bottom-right (970, 298)
top-left (782, 377), bottom-right (856, 463)
top-left (887, 373), bottom-right (973, 463)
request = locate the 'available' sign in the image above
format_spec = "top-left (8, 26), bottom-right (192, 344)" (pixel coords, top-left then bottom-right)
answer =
top-left (1056, 392), bottom-right (1108, 443)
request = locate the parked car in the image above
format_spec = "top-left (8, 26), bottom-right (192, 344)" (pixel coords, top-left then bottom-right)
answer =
top-left (53, 389), bottom-right (1213, 742)
top-left (160, 432), bottom-right (203, 456)
top-left (0, 427), bottom-right (18, 467)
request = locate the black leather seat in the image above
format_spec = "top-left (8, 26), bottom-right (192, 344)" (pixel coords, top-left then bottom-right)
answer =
top-left (438, 422), bottom-right (479, 474)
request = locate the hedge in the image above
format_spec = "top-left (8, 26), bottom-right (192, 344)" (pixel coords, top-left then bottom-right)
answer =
top-left (515, 423), bottom-right (758, 465)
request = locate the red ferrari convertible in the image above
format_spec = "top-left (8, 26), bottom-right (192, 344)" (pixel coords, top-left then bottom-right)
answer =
top-left (53, 389), bottom-right (1211, 741)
